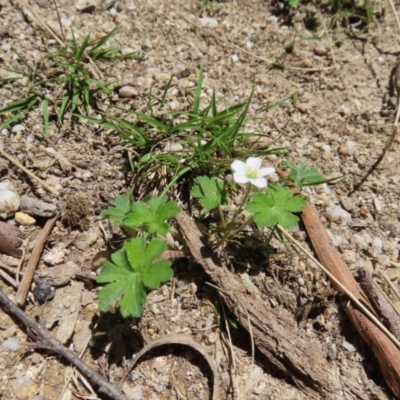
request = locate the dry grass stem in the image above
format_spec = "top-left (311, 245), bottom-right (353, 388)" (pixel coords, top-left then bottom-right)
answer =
top-left (0, 148), bottom-right (59, 196)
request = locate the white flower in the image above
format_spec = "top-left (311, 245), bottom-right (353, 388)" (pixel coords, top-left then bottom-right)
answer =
top-left (231, 157), bottom-right (275, 188)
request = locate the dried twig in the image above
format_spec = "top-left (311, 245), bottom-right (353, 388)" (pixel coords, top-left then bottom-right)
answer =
top-left (380, 270), bottom-right (400, 303)
top-left (0, 287), bottom-right (129, 400)
top-left (357, 268), bottom-right (400, 340)
top-left (0, 148), bottom-right (59, 196)
top-left (15, 213), bottom-right (60, 306)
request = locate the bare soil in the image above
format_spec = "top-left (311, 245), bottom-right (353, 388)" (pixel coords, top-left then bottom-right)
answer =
top-left (1, 0), bottom-right (400, 399)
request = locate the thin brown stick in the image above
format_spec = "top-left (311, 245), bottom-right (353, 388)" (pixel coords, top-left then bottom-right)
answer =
top-left (380, 270), bottom-right (400, 303)
top-left (0, 287), bottom-right (129, 400)
top-left (357, 268), bottom-right (400, 340)
top-left (0, 268), bottom-right (18, 288)
top-left (0, 148), bottom-right (59, 196)
top-left (15, 213), bottom-right (60, 306)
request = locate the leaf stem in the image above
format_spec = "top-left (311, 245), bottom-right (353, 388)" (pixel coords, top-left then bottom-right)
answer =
top-left (213, 184), bottom-right (252, 248)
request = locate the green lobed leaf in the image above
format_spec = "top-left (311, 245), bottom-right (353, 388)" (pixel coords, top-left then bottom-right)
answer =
top-left (191, 176), bottom-right (228, 212)
top-left (119, 275), bottom-right (147, 318)
top-left (141, 260), bottom-right (173, 289)
top-left (123, 195), bottom-right (180, 235)
top-left (282, 161), bottom-right (325, 188)
top-left (100, 192), bottom-right (133, 225)
top-left (246, 185), bottom-right (307, 229)
top-left (97, 237), bottom-right (174, 318)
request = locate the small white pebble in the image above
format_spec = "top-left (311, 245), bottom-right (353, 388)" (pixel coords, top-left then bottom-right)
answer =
top-left (11, 124), bottom-right (25, 133)
top-left (342, 341), bottom-right (357, 352)
top-left (231, 54), bottom-right (239, 62)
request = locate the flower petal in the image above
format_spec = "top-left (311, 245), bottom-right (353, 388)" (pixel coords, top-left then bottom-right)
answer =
top-left (233, 172), bottom-right (250, 184)
top-left (258, 167), bottom-right (276, 177)
top-left (249, 177), bottom-right (267, 188)
top-left (231, 160), bottom-right (247, 174)
top-left (246, 157), bottom-right (262, 169)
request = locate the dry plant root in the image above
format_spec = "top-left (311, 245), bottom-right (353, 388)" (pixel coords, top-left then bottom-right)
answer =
top-left (301, 204), bottom-right (400, 398)
top-left (120, 334), bottom-right (219, 400)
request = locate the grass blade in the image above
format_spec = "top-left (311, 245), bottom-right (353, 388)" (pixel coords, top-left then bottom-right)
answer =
top-left (11, 47), bottom-right (35, 74)
top-left (57, 96), bottom-right (69, 123)
top-left (0, 95), bottom-right (38, 115)
top-left (192, 65), bottom-right (203, 115)
top-left (88, 24), bottom-right (121, 55)
top-left (0, 113), bottom-right (26, 129)
top-left (42, 99), bottom-right (49, 136)
top-left (159, 75), bottom-right (174, 110)
top-left (76, 34), bottom-right (90, 61)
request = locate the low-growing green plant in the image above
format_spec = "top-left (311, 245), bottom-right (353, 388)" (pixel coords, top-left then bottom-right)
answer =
top-left (0, 24), bottom-right (137, 131)
top-left (76, 66), bottom-right (289, 187)
top-left (97, 158), bottom-right (335, 318)
top-left (97, 193), bottom-right (181, 317)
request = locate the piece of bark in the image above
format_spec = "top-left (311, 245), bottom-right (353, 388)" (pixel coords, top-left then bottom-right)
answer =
top-left (175, 211), bottom-right (367, 399)
top-left (0, 221), bottom-right (22, 258)
top-left (357, 268), bottom-right (400, 341)
top-left (302, 204), bottom-right (400, 398)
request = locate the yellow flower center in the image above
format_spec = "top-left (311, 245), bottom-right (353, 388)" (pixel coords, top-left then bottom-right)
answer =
top-left (246, 166), bottom-right (258, 179)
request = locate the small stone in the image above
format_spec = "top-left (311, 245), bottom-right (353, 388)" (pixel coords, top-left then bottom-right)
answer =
top-left (190, 48), bottom-right (202, 60)
top-left (33, 280), bottom-right (54, 302)
top-left (164, 142), bottom-right (183, 153)
top-left (338, 144), bottom-right (354, 156)
top-left (297, 103), bottom-right (310, 113)
top-left (119, 86), bottom-right (138, 98)
top-left (1, 338), bottom-right (20, 351)
top-left (86, 226), bottom-right (100, 245)
top-left (0, 188), bottom-right (20, 216)
top-left (314, 43), bottom-right (328, 56)
top-left (15, 212), bottom-right (36, 226)
top-left (30, 352), bottom-right (43, 364)
top-left (11, 376), bottom-right (38, 399)
top-left (207, 331), bottom-right (217, 343)
top-left (342, 341), bottom-right (357, 352)
top-left (20, 195), bottom-right (57, 217)
top-left (1, 325), bottom-right (17, 339)
top-left (374, 198), bottom-right (383, 213)
top-left (198, 17), bottom-right (219, 28)
top-left (231, 54), bottom-right (239, 62)
top-left (326, 205), bottom-right (343, 222)
top-left (371, 237), bottom-right (383, 257)
top-left (75, 0), bottom-right (100, 12)
top-left (42, 244), bottom-right (65, 265)
top-left (156, 73), bottom-right (172, 81)
top-left (11, 124), bottom-right (25, 133)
